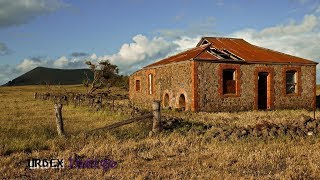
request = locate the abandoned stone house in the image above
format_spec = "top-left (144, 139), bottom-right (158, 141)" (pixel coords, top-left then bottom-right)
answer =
top-left (129, 37), bottom-right (318, 112)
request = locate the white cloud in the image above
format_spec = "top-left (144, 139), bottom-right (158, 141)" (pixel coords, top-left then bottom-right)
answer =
top-left (230, 14), bottom-right (320, 61)
top-left (260, 15), bottom-right (318, 36)
top-left (90, 53), bottom-right (98, 60)
top-left (53, 56), bottom-right (68, 68)
top-left (0, 0), bottom-right (68, 28)
top-left (172, 36), bottom-right (201, 53)
top-left (16, 58), bottom-right (47, 72)
top-left (98, 34), bottom-right (177, 74)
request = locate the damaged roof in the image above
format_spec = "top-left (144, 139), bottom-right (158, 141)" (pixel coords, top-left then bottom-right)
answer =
top-left (144, 43), bottom-right (215, 68)
top-left (144, 37), bottom-right (317, 68)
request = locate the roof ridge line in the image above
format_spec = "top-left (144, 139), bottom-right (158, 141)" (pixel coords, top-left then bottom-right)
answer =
top-left (194, 43), bottom-right (211, 59)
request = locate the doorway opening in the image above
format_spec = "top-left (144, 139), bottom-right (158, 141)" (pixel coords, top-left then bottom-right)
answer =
top-left (258, 72), bottom-right (269, 110)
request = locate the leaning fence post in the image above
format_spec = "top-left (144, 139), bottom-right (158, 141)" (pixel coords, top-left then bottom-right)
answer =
top-left (152, 100), bottom-right (162, 133)
top-left (54, 103), bottom-right (65, 137)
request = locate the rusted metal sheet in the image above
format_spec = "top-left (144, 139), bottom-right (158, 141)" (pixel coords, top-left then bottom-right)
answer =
top-left (202, 37), bottom-right (316, 64)
top-left (145, 44), bottom-right (211, 68)
top-left (144, 37), bottom-right (317, 68)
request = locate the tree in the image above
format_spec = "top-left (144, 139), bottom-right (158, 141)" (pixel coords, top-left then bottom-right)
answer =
top-left (83, 60), bottom-right (119, 94)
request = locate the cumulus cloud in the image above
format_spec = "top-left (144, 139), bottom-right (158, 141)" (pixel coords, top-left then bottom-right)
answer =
top-left (16, 58), bottom-right (47, 72)
top-left (97, 34), bottom-right (178, 74)
top-left (53, 56), bottom-right (69, 68)
top-left (230, 14), bottom-right (320, 61)
top-left (0, 42), bottom-right (11, 55)
top-left (0, 0), bottom-right (68, 28)
top-left (172, 36), bottom-right (201, 53)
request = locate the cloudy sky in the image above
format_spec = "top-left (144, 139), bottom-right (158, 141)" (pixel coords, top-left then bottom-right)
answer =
top-left (0, 0), bottom-right (320, 84)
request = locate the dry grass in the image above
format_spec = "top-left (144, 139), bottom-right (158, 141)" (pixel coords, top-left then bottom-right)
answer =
top-left (1, 85), bottom-right (320, 179)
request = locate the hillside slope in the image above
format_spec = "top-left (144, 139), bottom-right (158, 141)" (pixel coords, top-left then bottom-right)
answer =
top-left (3, 67), bottom-right (93, 86)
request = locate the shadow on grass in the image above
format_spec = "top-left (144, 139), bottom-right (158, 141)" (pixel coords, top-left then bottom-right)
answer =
top-left (109, 120), bottom-right (153, 140)
top-left (162, 117), bottom-right (212, 135)
top-left (88, 117), bottom-right (213, 140)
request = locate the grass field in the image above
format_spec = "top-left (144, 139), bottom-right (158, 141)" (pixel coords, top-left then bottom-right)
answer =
top-left (1, 85), bottom-right (320, 179)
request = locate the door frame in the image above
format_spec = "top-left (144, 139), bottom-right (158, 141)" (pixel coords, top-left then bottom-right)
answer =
top-left (254, 67), bottom-right (274, 110)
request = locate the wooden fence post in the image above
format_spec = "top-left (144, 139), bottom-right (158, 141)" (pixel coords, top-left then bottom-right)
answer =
top-left (54, 103), bottom-right (65, 136)
top-left (152, 100), bottom-right (161, 133)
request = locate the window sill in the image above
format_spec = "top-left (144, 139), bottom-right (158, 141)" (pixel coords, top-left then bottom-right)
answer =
top-left (222, 93), bottom-right (240, 97)
top-left (285, 93), bottom-right (300, 97)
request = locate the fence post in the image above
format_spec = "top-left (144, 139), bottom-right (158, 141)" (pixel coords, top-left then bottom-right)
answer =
top-left (54, 103), bottom-right (65, 137)
top-left (152, 100), bottom-right (161, 133)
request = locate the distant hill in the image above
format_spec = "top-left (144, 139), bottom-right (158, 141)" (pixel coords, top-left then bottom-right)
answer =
top-left (2, 67), bottom-right (94, 86)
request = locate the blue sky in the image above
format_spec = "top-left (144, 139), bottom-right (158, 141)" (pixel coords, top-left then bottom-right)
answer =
top-left (0, 0), bottom-right (320, 84)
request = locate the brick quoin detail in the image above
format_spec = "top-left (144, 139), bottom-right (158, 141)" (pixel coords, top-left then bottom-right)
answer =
top-left (282, 66), bottom-right (302, 97)
top-left (254, 67), bottom-right (274, 110)
top-left (312, 66), bottom-right (316, 110)
top-left (218, 64), bottom-right (241, 97)
top-left (191, 61), bottom-right (198, 111)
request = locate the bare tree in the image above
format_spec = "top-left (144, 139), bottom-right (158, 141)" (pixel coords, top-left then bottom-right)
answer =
top-left (84, 60), bottom-right (119, 94)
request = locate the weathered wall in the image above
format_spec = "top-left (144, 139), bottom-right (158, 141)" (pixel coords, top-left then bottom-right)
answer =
top-left (196, 62), bottom-right (316, 112)
top-left (129, 61), bottom-right (193, 110)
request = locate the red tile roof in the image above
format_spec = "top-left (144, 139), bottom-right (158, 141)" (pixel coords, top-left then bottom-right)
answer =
top-left (144, 37), bottom-right (317, 68)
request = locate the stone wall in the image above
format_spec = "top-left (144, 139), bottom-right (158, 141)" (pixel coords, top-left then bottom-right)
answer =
top-left (196, 61), bottom-right (316, 112)
top-left (129, 61), bottom-right (193, 110)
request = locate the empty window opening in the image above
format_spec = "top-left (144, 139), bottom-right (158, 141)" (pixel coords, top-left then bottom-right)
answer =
top-left (222, 49), bottom-right (243, 60)
top-left (178, 94), bottom-right (186, 110)
top-left (135, 80), bottom-right (140, 91)
top-left (148, 74), bottom-right (153, 95)
top-left (163, 94), bottom-right (169, 107)
top-left (210, 48), bottom-right (231, 59)
top-left (223, 69), bottom-right (236, 94)
top-left (286, 70), bottom-right (297, 94)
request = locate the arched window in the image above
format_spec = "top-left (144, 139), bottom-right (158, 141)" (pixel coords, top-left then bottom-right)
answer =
top-left (179, 94), bottom-right (186, 110)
